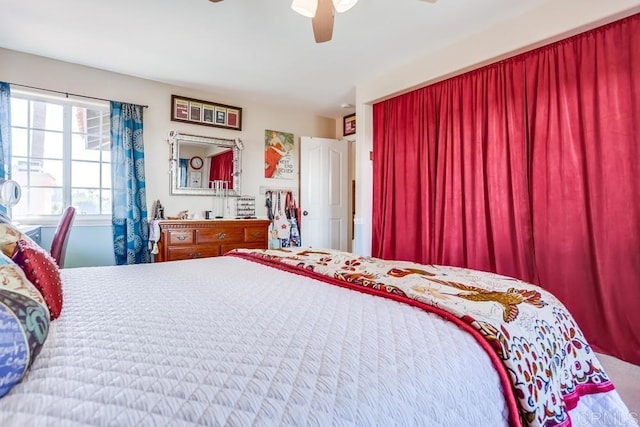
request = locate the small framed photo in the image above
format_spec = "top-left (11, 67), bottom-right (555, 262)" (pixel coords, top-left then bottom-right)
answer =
top-left (226, 108), bottom-right (240, 129)
top-left (343, 113), bottom-right (356, 136)
top-left (174, 99), bottom-right (189, 120)
top-left (202, 104), bottom-right (215, 123)
top-left (189, 102), bottom-right (202, 122)
top-left (190, 171), bottom-right (202, 188)
top-left (171, 95), bottom-right (242, 131)
top-left (215, 107), bottom-right (227, 125)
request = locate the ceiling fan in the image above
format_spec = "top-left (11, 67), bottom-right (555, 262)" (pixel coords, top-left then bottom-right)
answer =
top-left (209, 0), bottom-right (437, 44)
top-left (291, 0), bottom-right (358, 43)
top-left (292, 0), bottom-right (438, 44)
top-left (207, 0), bottom-right (356, 43)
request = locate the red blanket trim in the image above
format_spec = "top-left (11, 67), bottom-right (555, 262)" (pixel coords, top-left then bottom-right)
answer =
top-left (228, 251), bottom-right (523, 426)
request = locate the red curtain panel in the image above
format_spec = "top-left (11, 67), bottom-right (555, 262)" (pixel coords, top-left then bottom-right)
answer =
top-left (373, 60), bottom-right (535, 282)
top-left (372, 14), bottom-right (640, 365)
top-left (525, 17), bottom-right (640, 365)
top-left (209, 150), bottom-right (234, 190)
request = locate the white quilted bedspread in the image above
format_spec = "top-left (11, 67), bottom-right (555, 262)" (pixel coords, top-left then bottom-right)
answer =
top-left (0, 257), bottom-right (632, 426)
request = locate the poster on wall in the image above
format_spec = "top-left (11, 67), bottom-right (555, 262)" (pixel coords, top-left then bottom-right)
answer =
top-left (265, 129), bottom-right (295, 179)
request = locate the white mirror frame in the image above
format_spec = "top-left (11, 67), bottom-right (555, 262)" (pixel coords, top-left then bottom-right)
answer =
top-left (168, 131), bottom-right (242, 196)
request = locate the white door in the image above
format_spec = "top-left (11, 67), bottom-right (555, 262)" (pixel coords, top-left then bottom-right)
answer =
top-left (300, 137), bottom-right (349, 250)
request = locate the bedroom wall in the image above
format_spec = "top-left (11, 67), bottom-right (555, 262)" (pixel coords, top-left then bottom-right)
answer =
top-left (351, 0), bottom-right (640, 256)
top-left (0, 48), bottom-right (336, 267)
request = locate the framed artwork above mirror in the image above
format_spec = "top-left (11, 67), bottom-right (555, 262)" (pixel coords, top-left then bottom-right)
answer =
top-left (168, 131), bottom-right (242, 196)
top-left (171, 95), bottom-right (242, 131)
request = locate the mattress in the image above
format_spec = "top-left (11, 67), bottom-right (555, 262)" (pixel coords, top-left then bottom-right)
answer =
top-left (0, 256), bottom-right (633, 426)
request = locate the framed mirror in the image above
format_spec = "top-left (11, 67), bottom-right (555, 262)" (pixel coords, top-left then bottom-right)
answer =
top-left (168, 131), bottom-right (242, 196)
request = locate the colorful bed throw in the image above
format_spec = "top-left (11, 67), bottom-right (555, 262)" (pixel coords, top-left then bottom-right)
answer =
top-left (228, 248), bottom-right (615, 427)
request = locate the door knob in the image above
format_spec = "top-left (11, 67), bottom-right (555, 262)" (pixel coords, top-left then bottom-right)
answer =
top-left (303, 211), bottom-right (308, 216)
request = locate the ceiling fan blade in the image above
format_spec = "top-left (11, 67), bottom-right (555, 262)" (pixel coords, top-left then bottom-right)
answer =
top-left (312, 0), bottom-right (335, 43)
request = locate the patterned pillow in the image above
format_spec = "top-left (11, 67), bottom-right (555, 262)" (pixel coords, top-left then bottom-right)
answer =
top-left (0, 223), bottom-right (32, 259)
top-left (0, 255), bottom-right (50, 398)
top-left (0, 253), bottom-right (48, 311)
top-left (11, 239), bottom-right (63, 320)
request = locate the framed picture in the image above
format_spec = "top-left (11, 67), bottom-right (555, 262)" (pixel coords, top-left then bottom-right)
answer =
top-left (343, 113), bottom-right (356, 136)
top-left (227, 108), bottom-right (239, 128)
top-left (171, 95), bottom-right (242, 131)
top-left (190, 171), bottom-right (202, 188)
top-left (215, 107), bottom-right (227, 125)
top-left (265, 129), bottom-right (295, 180)
top-left (189, 102), bottom-right (202, 122)
top-left (174, 99), bottom-right (189, 120)
top-left (202, 104), bottom-right (215, 123)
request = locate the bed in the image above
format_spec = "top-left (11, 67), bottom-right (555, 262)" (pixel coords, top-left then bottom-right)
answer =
top-left (0, 243), bottom-right (635, 426)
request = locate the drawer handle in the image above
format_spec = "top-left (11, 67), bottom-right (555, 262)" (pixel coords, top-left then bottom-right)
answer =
top-left (190, 252), bottom-right (201, 258)
top-left (251, 231), bottom-right (262, 238)
top-left (216, 232), bottom-right (227, 240)
top-left (175, 234), bottom-right (188, 241)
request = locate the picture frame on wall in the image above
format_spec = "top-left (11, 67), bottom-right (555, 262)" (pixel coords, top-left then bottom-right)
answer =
top-left (171, 95), bottom-right (242, 131)
top-left (174, 99), bottom-right (189, 120)
top-left (264, 129), bottom-right (295, 180)
top-left (202, 104), bottom-right (215, 124)
top-left (189, 102), bottom-right (202, 122)
top-left (343, 113), bottom-right (356, 136)
top-left (227, 108), bottom-right (239, 128)
top-left (215, 107), bottom-right (227, 125)
top-left (190, 171), bottom-right (202, 188)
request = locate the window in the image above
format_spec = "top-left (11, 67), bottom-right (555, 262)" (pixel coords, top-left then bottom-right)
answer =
top-left (9, 91), bottom-right (111, 221)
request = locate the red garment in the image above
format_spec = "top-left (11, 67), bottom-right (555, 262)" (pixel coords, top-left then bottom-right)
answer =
top-left (265, 144), bottom-right (284, 178)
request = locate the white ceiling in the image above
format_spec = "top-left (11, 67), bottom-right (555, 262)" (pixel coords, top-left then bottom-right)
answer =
top-left (0, 0), bottom-right (550, 118)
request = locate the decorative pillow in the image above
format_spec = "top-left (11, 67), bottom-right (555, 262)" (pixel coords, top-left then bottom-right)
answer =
top-left (11, 239), bottom-right (63, 320)
top-left (0, 253), bottom-right (48, 311)
top-left (0, 223), bottom-right (32, 259)
top-left (0, 256), bottom-right (50, 398)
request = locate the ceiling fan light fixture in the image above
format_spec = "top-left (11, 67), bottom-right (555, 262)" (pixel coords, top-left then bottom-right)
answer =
top-left (291, 0), bottom-right (317, 18)
top-left (332, 0), bottom-right (358, 13)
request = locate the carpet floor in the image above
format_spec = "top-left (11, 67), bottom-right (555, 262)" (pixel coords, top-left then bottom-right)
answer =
top-left (597, 352), bottom-right (639, 419)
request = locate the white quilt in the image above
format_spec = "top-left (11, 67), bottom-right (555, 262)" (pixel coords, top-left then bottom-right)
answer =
top-left (0, 257), bottom-right (632, 426)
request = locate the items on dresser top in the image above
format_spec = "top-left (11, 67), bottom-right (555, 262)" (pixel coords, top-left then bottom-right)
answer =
top-left (154, 219), bottom-right (270, 262)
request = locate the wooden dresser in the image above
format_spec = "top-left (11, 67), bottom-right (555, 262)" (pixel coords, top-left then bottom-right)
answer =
top-left (155, 219), bottom-right (271, 262)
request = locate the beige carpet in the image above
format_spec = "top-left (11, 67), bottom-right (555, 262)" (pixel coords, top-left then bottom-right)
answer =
top-left (597, 352), bottom-right (640, 417)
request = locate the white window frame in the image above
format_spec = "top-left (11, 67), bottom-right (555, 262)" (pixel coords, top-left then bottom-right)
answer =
top-left (9, 88), bottom-right (112, 226)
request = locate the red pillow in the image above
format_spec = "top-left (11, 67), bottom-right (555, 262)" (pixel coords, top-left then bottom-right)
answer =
top-left (11, 239), bottom-right (63, 320)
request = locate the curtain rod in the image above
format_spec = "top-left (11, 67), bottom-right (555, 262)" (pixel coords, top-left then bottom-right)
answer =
top-left (7, 82), bottom-right (149, 108)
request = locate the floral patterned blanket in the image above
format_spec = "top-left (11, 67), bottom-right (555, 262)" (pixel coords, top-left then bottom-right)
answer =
top-left (228, 247), bottom-right (615, 427)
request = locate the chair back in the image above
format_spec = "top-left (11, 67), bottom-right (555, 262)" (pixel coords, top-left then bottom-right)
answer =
top-left (50, 206), bottom-right (76, 268)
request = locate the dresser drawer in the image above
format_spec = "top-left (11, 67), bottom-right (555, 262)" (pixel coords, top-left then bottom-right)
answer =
top-left (166, 245), bottom-right (220, 261)
top-left (155, 219), bottom-right (271, 263)
top-left (244, 226), bottom-right (267, 243)
top-left (166, 230), bottom-right (194, 245)
top-left (196, 228), bottom-right (244, 244)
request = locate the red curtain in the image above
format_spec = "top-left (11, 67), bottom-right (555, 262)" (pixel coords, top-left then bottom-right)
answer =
top-left (372, 14), bottom-right (640, 364)
top-left (525, 18), bottom-right (640, 364)
top-left (208, 150), bottom-right (234, 189)
top-left (373, 60), bottom-right (536, 282)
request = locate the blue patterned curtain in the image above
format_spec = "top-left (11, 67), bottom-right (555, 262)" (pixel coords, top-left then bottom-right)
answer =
top-left (110, 102), bottom-right (150, 265)
top-left (179, 158), bottom-right (188, 188)
top-left (0, 83), bottom-right (11, 215)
